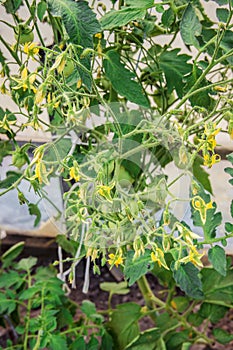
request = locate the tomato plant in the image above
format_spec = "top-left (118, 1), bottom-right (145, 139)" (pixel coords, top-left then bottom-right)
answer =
top-left (0, 0), bottom-right (233, 348)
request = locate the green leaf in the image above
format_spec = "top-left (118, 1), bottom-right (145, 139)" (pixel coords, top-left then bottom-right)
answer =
top-left (17, 257), bottom-right (38, 271)
top-left (56, 235), bottom-right (77, 256)
top-left (208, 245), bottom-right (227, 276)
top-left (70, 337), bottom-right (86, 350)
top-left (19, 286), bottom-right (41, 300)
top-left (81, 300), bottom-right (96, 317)
top-left (49, 334), bottom-right (68, 350)
top-left (166, 330), bottom-right (190, 349)
top-left (100, 8), bottom-right (146, 30)
top-left (180, 4), bottom-right (202, 48)
top-left (156, 312), bottom-right (179, 333)
top-left (0, 141), bottom-right (12, 165)
top-left (125, 0), bottom-right (154, 8)
top-left (0, 171), bottom-right (22, 189)
top-left (100, 281), bottom-right (130, 295)
top-left (212, 0), bottom-right (228, 5)
top-left (87, 336), bottom-right (99, 350)
top-left (47, 0), bottom-right (100, 48)
top-left (28, 203), bottom-right (41, 227)
top-left (225, 153), bottom-right (233, 186)
top-left (192, 155), bottom-right (212, 194)
top-left (124, 250), bottom-right (154, 286)
top-left (159, 49), bottom-right (192, 98)
top-left (213, 328), bottom-right (233, 344)
top-left (198, 303), bottom-right (228, 324)
top-left (104, 50), bottom-right (149, 107)
top-left (187, 312), bottom-right (204, 327)
top-left (216, 8), bottom-right (230, 22)
top-left (107, 303), bottom-right (141, 350)
top-left (201, 268), bottom-right (233, 305)
top-left (0, 270), bottom-right (24, 289)
top-left (184, 67), bottom-right (214, 109)
top-left (171, 296), bottom-right (190, 313)
top-left (125, 328), bottom-right (161, 350)
top-left (3, 0), bottom-right (22, 13)
top-left (226, 152), bottom-right (233, 165)
top-left (0, 293), bottom-right (16, 314)
top-left (161, 8), bottom-right (175, 28)
top-left (220, 31), bottom-right (233, 64)
top-left (102, 331), bottom-right (114, 350)
top-left (2, 242), bottom-right (24, 268)
top-left (181, 343), bottom-right (192, 350)
top-left (172, 262), bottom-right (203, 299)
top-left (37, 1), bottom-right (47, 21)
top-left (225, 222), bottom-right (233, 233)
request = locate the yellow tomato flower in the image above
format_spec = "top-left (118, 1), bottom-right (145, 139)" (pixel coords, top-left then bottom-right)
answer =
top-left (12, 67), bottom-right (37, 93)
top-left (151, 247), bottom-right (169, 270)
top-left (176, 222), bottom-right (201, 246)
top-left (204, 122), bottom-right (221, 138)
top-left (107, 253), bottom-right (123, 267)
top-left (203, 153), bottom-right (221, 168)
top-left (35, 86), bottom-right (46, 105)
top-left (97, 182), bottom-right (115, 202)
top-left (69, 167), bottom-right (80, 182)
top-left (180, 246), bottom-right (204, 268)
top-left (133, 237), bottom-right (145, 259)
top-left (95, 33), bottom-right (102, 39)
top-left (188, 246), bottom-right (204, 267)
top-left (52, 54), bottom-right (66, 74)
top-left (23, 42), bottom-right (39, 57)
top-left (35, 161), bottom-right (46, 184)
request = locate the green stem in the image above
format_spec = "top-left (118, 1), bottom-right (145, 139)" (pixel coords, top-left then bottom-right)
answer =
top-left (0, 35), bottom-right (21, 66)
top-left (200, 232), bottom-right (233, 245)
top-left (23, 271), bottom-right (32, 350)
top-left (137, 275), bottom-right (165, 314)
top-left (24, 0), bottom-right (45, 46)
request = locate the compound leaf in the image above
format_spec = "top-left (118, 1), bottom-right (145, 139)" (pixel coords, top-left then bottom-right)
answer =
top-left (208, 245), bottom-right (227, 277)
top-left (159, 49), bottom-right (192, 98)
top-left (172, 262), bottom-right (203, 299)
top-left (180, 4), bottom-right (202, 48)
top-left (47, 0), bottom-right (100, 48)
top-left (104, 50), bottom-right (149, 107)
top-left (124, 250), bottom-right (153, 286)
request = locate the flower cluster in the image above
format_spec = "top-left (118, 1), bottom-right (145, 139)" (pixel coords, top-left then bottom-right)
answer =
top-left (201, 122), bottom-right (221, 168)
top-left (107, 250), bottom-right (124, 268)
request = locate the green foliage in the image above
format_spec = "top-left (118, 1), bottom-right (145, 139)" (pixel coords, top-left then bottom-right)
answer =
top-left (0, 244), bottom-right (109, 350)
top-left (124, 250), bottom-right (154, 286)
top-left (0, 0), bottom-right (233, 348)
top-left (125, 328), bottom-right (161, 350)
top-left (172, 262), bottom-right (203, 299)
top-left (107, 303), bottom-right (141, 349)
top-left (213, 328), bottom-right (233, 344)
top-left (104, 50), bottom-right (149, 107)
top-left (159, 49), bottom-right (192, 98)
top-left (192, 155), bottom-right (212, 194)
top-left (47, 0), bottom-right (100, 48)
top-left (100, 8), bottom-right (147, 30)
top-left (208, 245), bottom-right (227, 276)
top-left (100, 281), bottom-right (130, 295)
top-left (180, 4), bottom-right (202, 48)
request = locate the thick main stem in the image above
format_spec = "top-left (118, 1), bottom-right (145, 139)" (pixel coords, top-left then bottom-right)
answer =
top-left (137, 275), bottom-right (165, 323)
